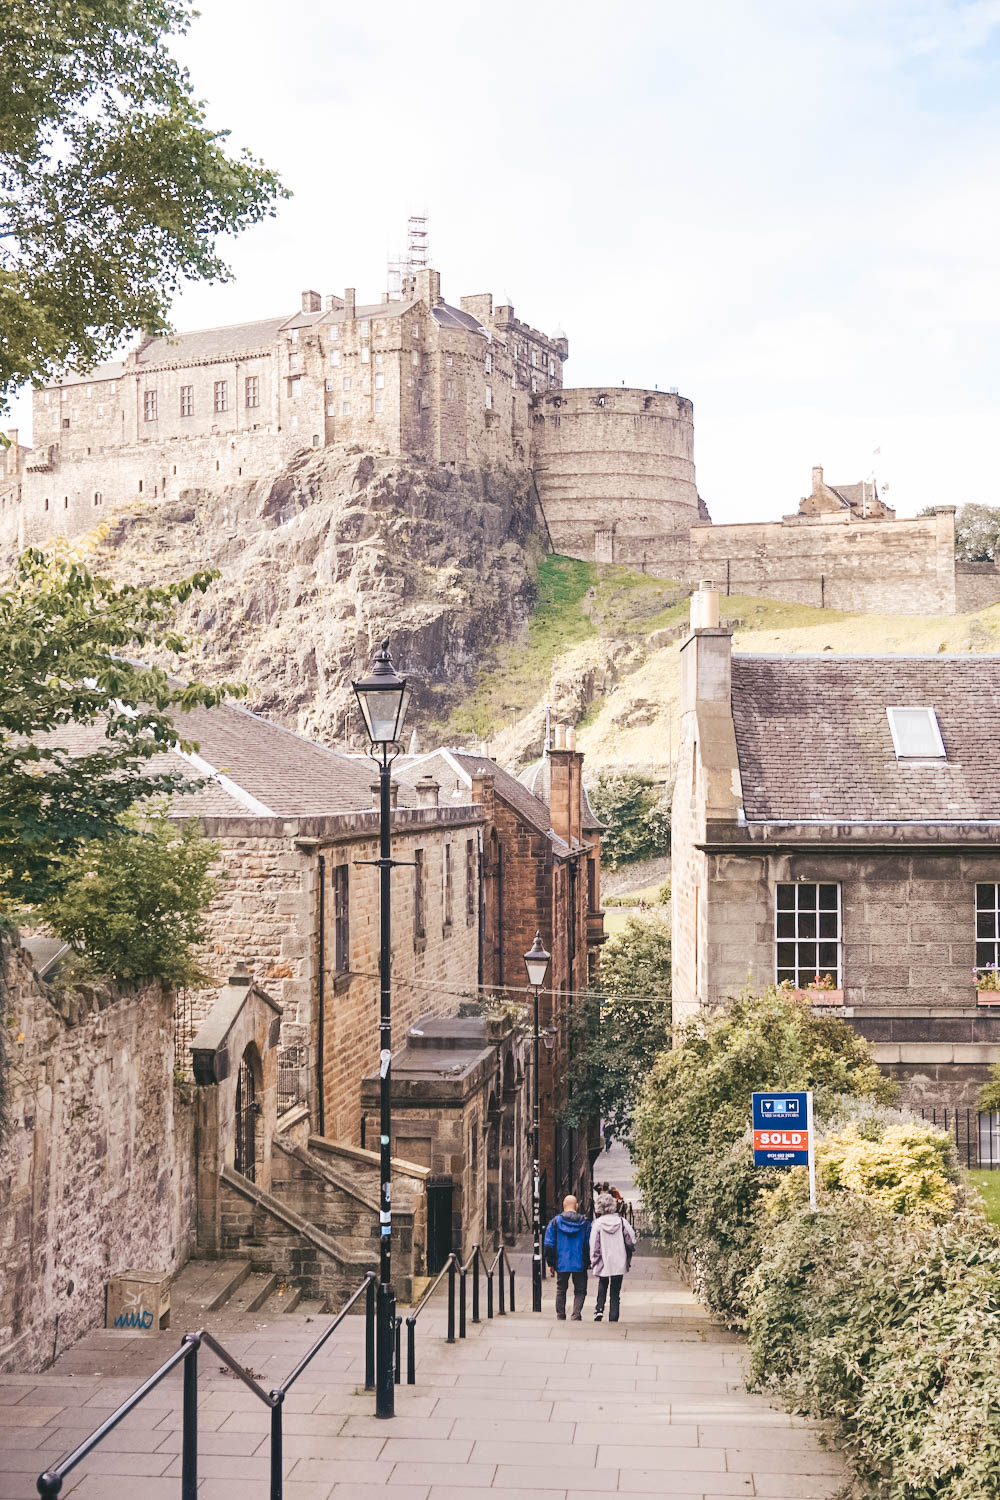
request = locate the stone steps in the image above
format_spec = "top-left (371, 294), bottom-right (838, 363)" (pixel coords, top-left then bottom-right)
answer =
top-left (220, 1270), bottom-right (279, 1319)
top-left (169, 1256), bottom-right (252, 1322)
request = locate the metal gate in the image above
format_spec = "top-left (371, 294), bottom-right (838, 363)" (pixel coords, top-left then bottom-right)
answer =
top-left (234, 1051), bottom-right (258, 1182)
top-left (426, 1178), bottom-right (454, 1274)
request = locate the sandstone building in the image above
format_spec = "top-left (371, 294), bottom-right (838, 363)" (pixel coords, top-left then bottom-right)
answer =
top-left (672, 583), bottom-right (1000, 1118)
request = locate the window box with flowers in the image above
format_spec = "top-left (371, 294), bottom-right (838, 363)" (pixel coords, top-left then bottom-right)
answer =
top-left (790, 973), bottom-right (844, 1007)
top-left (976, 967), bottom-right (1000, 1007)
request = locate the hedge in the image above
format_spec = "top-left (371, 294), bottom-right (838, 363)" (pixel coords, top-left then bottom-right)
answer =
top-left (632, 987), bottom-right (1000, 1500)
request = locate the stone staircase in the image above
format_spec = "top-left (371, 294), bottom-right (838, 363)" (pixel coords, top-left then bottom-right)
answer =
top-left (169, 1256), bottom-right (330, 1328)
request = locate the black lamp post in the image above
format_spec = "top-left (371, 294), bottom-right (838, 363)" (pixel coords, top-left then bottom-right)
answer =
top-left (523, 931), bottom-right (551, 1314)
top-left (353, 638), bottom-right (410, 1419)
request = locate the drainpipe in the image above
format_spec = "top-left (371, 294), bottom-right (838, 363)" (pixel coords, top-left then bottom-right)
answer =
top-left (317, 853), bottom-right (326, 1137)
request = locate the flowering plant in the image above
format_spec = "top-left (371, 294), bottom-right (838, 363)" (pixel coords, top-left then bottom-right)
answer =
top-left (806, 972), bottom-right (837, 991)
top-left (975, 966), bottom-right (1000, 992)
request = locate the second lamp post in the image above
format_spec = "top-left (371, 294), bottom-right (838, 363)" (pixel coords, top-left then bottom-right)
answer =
top-left (523, 932), bottom-right (551, 1313)
top-left (352, 638), bottom-right (410, 1419)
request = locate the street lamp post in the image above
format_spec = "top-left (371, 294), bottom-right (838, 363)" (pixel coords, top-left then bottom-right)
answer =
top-left (353, 638), bottom-right (410, 1420)
top-left (523, 932), bottom-right (551, 1314)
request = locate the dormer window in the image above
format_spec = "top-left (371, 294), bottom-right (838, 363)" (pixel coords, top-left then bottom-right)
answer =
top-left (886, 706), bottom-right (946, 759)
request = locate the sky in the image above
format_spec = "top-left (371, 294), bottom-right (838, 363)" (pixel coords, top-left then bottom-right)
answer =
top-left (11, 0), bottom-right (1000, 522)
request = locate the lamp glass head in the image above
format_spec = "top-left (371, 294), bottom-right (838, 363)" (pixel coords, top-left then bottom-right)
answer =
top-left (353, 639), bottom-right (409, 746)
top-left (523, 930), bottom-right (550, 989)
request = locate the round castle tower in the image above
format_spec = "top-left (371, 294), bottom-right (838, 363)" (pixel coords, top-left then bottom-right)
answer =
top-left (530, 387), bottom-right (699, 557)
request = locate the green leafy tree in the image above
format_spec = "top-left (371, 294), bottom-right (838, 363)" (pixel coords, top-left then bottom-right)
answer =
top-left (39, 805), bottom-right (219, 986)
top-left (0, 543), bottom-right (243, 907)
top-left (565, 912), bottom-right (671, 1140)
top-left (955, 504), bottom-right (1000, 563)
top-left (632, 985), bottom-right (895, 1246)
top-left (0, 0), bottom-right (286, 407)
top-left (587, 769), bottom-right (670, 869)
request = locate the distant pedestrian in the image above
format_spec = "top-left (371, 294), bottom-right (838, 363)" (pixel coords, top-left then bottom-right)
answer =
top-left (543, 1195), bottom-right (591, 1320)
top-left (590, 1191), bottom-right (637, 1323)
top-left (603, 1122), bottom-right (613, 1152)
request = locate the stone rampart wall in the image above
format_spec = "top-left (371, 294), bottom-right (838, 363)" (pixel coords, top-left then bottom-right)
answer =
top-left (0, 939), bottom-right (195, 1373)
top-left (955, 562), bottom-right (1000, 614)
top-left (587, 508), bottom-right (992, 617)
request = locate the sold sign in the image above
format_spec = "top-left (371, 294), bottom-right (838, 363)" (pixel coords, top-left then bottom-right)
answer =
top-left (752, 1091), bottom-right (817, 1210)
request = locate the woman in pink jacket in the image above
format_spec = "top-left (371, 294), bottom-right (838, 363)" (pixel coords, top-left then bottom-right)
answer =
top-left (589, 1191), bottom-right (637, 1322)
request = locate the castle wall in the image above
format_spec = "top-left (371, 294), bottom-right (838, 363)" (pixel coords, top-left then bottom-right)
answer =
top-left (597, 508), bottom-right (972, 617)
top-left (955, 562), bottom-right (1000, 614)
top-left (532, 388), bottom-right (699, 552)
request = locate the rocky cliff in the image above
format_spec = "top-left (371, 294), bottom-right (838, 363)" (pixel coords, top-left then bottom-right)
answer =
top-left (90, 448), bottom-right (545, 742)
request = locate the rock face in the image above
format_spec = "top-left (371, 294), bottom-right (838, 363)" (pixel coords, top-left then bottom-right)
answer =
top-left (93, 448), bottom-right (544, 742)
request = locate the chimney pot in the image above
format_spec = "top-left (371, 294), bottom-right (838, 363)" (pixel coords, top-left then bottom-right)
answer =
top-left (415, 774), bottom-right (440, 808)
top-left (554, 724), bottom-right (567, 750)
top-left (229, 963), bottom-right (252, 986)
top-left (566, 726), bottom-right (577, 751)
top-left (690, 581), bottom-right (720, 631)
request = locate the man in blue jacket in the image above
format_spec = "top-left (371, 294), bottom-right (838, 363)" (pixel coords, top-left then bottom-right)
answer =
top-left (543, 1194), bottom-right (591, 1320)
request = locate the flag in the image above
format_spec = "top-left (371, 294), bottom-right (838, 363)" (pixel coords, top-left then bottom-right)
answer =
top-left (873, 446), bottom-right (881, 455)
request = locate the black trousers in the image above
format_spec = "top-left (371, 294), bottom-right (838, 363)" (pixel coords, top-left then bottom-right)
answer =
top-left (595, 1274), bottom-right (623, 1321)
top-left (554, 1269), bottom-right (588, 1318)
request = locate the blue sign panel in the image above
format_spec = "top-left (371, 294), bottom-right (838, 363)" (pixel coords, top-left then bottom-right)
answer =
top-left (752, 1090), bottom-right (810, 1167)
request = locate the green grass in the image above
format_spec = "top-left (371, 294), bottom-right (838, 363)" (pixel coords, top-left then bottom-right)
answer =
top-left (965, 1169), bottom-right (1000, 1226)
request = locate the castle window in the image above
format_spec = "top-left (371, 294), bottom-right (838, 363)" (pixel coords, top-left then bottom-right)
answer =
top-left (245, 376), bottom-right (259, 408)
top-left (180, 385), bottom-right (193, 416)
top-left (288, 376), bottom-right (301, 399)
top-left (485, 384), bottom-right (493, 410)
top-left (96, 405), bottom-right (103, 417)
top-left (343, 376), bottom-right (351, 391)
top-left (530, 377), bottom-right (537, 393)
top-left (445, 354), bottom-right (453, 367)
top-left (289, 328), bottom-right (298, 344)
top-left (375, 373), bottom-right (385, 390)
top-left (359, 319), bottom-right (369, 334)
top-left (325, 378), bottom-right (333, 392)
top-left (326, 403), bottom-right (335, 415)
top-left (44, 393), bottom-right (50, 405)
top-left (374, 398), bottom-right (383, 414)
top-left (361, 345), bottom-right (370, 363)
top-left (61, 389), bottom-right (67, 401)
top-left (330, 350), bottom-right (341, 366)
top-left (485, 352), bottom-right (492, 374)
top-left (531, 350), bottom-right (538, 367)
top-left (412, 350), bottom-right (420, 366)
top-left (445, 380), bottom-right (455, 399)
top-left (775, 883), bottom-right (841, 989)
top-left (64, 496), bottom-right (68, 508)
top-left (549, 358), bottom-right (555, 375)
top-left (85, 385), bottom-right (92, 397)
top-left (443, 844), bottom-right (453, 928)
top-left (72, 407), bottom-right (79, 420)
top-left (214, 380), bottom-right (228, 413)
top-left (413, 849), bottom-right (426, 943)
top-left (329, 324), bottom-right (339, 340)
top-left (109, 382), bottom-right (116, 394)
top-left (376, 351), bottom-right (384, 366)
top-left (333, 864), bottom-right (350, 971)
top-left (342, 401), bottom-right (351, 415)
top-left (289, 352), bottom-right (303, 375)
top-left (143, 390), bottom-right (157, 421)
top-left (465, 839), bottom-right (476, 924)
top-left (312, 433), bottom-right (320, 446)
top-left (93, 492), bottom-right (102, 506)
top-left (62, 417), bottom-right (70, 428)
top-left (44, 497), bottom-right (49, 511)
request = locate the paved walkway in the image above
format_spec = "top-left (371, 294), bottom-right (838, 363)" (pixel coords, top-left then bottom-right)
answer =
top-left (0, 1143), bottom-right (846, 1498)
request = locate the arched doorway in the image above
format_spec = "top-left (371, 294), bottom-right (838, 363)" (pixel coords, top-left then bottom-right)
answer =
top-left (234, 1045), bottom-right (260, 1182)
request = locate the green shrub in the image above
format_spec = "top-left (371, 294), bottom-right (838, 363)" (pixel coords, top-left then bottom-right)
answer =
top-left (586, 769), bottom-right (671, 869)
top-left (39, 806), bottom-right (219, 987)
top-left (631, 985), bottom-right (893, 1248)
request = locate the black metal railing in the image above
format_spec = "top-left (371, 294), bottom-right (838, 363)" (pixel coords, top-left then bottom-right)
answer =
top-left (36, 1273), bottom-right (377, 1500)
top-left (918, 1107), bottom-right (1000, 1170)
top-left (404, 1244), bottom-right (516, 1385)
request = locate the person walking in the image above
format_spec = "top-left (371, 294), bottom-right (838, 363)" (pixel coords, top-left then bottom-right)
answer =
top-left (590, 1190), bottom-right (637, 1323)
top-left (543, 1194), bottom-right (591, 1320)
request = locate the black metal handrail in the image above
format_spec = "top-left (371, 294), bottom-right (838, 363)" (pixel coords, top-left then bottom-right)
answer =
top-left (37, 1272), bottom-right (376, 1500)
top-left (459, 1244), bottom-right (486, 1337)
top-left (486, 1243), bottom-right (515, 1319)
top-left (405, 1252), bottom-right (459, 1383)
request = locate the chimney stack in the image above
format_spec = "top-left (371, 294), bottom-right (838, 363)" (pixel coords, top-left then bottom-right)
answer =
top-left (301, 289), bottom-right (321, 313)
top-left (371, 781), bottom-right (399, 810)
top-left (812, 465), bottom-right (824, 493)
top-left (415, 775), bottom-right (440, 808)
top-left (324, 294), bottom-right (342, 312)
top-left (414, 268), bottom-right (442, 306)
top-left (547, 724), bottom-right (583, 847)
top-left (344, 287), bottom-right (356, 320)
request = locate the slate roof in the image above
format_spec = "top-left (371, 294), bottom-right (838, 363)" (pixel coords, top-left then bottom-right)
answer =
top-left (731, 654), bottom-right (1000, 824)
top-left (394, 748), bottom-right (572, 854)
top-left (41, 697), bottom-right (417, 819)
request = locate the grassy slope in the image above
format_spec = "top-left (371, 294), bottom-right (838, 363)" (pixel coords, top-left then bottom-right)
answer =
top-left (447, 555), bottom-right (1000, 776)
top-left (965, 1170), bottom-right (1000, 1227)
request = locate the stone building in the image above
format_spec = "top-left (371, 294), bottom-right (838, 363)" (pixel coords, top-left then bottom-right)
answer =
top-left (672, 582), bottom-right (1000, 1115)
top-left (395, 730), bottom-right (605, 1222)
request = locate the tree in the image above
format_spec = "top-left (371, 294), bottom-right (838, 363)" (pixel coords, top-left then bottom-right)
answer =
top-left (0, 542), bottom-right (243, 907)
top-left (0, 0), bottom-right (286, 408)
top-left (587, 769), bottom-right (671, 870)
top-left (955, 504), bottom-right (1000, 563)
top-left (565, 912), bottom-right (671, 1140)
top-left (39, 805), bottom-right (219, 987)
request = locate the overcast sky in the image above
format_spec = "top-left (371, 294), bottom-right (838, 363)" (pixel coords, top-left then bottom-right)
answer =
top-left (12, 0), bottom-right (1000, 522)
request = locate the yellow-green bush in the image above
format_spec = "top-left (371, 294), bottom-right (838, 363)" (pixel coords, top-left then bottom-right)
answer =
top-left (766, 1120), bottom-right (957, 1222)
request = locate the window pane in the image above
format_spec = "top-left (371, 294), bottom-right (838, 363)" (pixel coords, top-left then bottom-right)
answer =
top-left (776, 913), bottom-right (795, 939)
top-left (797, 944), bottom-right (819, 973)
top-left (776, 944), bottom-right (797, 968)
top-left (978, 884), bottom-right (999, 912)
top-left (796, 883), bottom-right (818, 910)
top-left (978, 912), bottom-right (997, 939)
top-left (977, 943), bottom-right (998, 969)
top-left (819, 884), bottom-right (839, 909)
top-left (818, 944), bottom-right (839, 970)
top-left (887, 706), bottom-right (944, 757)
top-left (819, 911), bottom-right (839, 938)
top-left (798, 912), bottom-right (817, 938)
top-left (776, 970), bottom-right (796, 985)
top-left (776, 885), bottom-right (794, 910)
